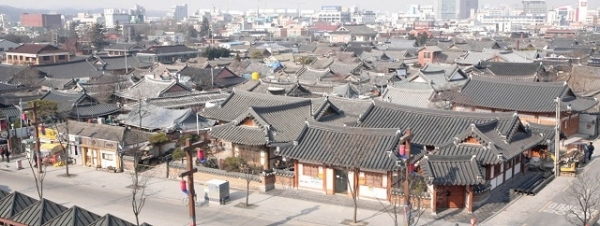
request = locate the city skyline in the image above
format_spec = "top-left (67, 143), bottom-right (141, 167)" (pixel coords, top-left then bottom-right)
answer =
top-left (1, 0), bottom-right (599, 15)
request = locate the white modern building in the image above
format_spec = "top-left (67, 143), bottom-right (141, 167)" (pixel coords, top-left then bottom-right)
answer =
top-left (167, 4), bottom-right (188, 21)
top-left (351, 11), bottom-right (377, 24)
top-left (577, 0), bottom-right (588, 23)
top-left (522, 0), bottom-right (547, 15)
top-left (72, 13), bottom-right (105, 26)
top-left (434, 0), bottom-right (477, 20)
top-left (103, 5), bottom-right (145, 29)
top-left (480, 15), bottom-right (546, 31)
top-left (313, 6), bottom-right (351, 24)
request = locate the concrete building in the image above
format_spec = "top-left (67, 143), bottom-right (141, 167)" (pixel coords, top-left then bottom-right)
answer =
top-left (351, 11), bottom-right (377, 24)
top-left (577, 0), bottom-right (588, 23)
top-left (19, 13), bottom-right (62, 28)
top-left (0, 14), bottom-right (9, 29)
top-left (167, 4), bottom-right (188, 21)
top-left (522, 0), bottom-right (547, 15)
top-left (103, 6), bottom-right (144, 29)
top-left (434, 0), bottom-right (475, 20)
top-left (313, 6), bottom-right (351, 24)
top-left (480, 15), bottom-right (546, 31)
top-left (72, 13), bottom-right (105, 26)
top-left (5, 44), bottom-right (71, 65)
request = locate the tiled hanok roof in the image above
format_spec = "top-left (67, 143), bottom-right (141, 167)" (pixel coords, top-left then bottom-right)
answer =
top-left (201, 89), bottom-right (307, 122)
top-left (357, 100), bottom-right (520, 146)
top-left (115, 76), bottom-right (194, 100)
top-left (278, 120), bottom-right (416, 171)
top-left (456, 77), bottom-right (598, 113)
top-left (420, 155), bottom-right (485, 186)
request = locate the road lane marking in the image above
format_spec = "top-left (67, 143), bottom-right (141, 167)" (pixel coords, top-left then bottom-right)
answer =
top-left (539, 201), bottom-right (552, 212)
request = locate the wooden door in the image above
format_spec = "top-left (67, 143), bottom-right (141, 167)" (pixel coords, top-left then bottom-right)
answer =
top-left (447, 186), bottom-right (465, 208)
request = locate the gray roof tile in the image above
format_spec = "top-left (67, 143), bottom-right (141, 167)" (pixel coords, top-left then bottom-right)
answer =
top-left (421, 155), bottom-right (485, 185)
top-left (358, 100), bottom-right (520, 146)
top-left (202, 89), bottom-right (308, 122)
top-left (279, 120), bottom-right (419, 171)
top-left (456, 77), bottom-right (598, 112)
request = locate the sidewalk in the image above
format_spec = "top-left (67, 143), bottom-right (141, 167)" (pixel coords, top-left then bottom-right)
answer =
top-left (0, 155), bottom-right (470, 226)
top-left (483, 138), bottom-right (600, 226)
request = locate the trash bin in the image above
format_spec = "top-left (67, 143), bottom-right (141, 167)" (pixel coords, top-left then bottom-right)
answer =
top-left (16, 160), bottom-right (23, 169)
top-left (206, 179), bottom-right (229, 205)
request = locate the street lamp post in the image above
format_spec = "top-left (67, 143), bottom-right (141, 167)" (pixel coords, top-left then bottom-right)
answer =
top-left (554, 97), bottom-right (561, 178)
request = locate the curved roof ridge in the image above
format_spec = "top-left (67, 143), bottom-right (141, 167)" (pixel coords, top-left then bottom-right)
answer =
top-left (232, 88), bottom-right (309, 102)
top-left (372, 99), bottom-right (516, 119)
top-left (469, 76), bottom-right (566, 87)
top-left (307, 119), bottom-right (402, 135)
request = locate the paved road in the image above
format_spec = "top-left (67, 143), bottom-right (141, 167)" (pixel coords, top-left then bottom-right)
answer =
top-left (485, 139), bottom-right (600, 226)
top-left (0, 158), bottom-right (469, 226)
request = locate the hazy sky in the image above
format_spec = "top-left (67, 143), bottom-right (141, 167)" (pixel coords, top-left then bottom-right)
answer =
top-left (2, 0), bottom-right (599, 14)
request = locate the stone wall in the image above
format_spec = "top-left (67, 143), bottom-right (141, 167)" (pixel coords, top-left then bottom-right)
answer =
top-left (149, 161), bottom-right (277, 192)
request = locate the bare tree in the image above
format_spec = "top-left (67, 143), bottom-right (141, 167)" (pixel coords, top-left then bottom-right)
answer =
top-left (386, 173), bottom-right (427, 226)
top-left (53, 113), bottom-right (73, 177)
top-left (130, 153), bottom-right (151, 226)
top-left (25, 150), bottom-right (48, 200)
top-left (428, 84), bottom-right (474, 111)
top-left (564, 172), bottom-right (600, 226)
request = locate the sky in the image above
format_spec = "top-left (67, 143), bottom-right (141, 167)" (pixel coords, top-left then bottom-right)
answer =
top-left (2, 0), bottom-right (599, 15)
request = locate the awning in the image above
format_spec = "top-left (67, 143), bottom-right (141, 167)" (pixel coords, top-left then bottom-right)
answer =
top-left (40, 143), bottom-right (65, 154)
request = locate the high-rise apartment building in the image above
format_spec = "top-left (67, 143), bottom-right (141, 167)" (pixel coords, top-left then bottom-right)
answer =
top-left (434, 0), bottom-right (477, 20)
top-left (167, 4), bottom-right (188, 21)
top-left (576, 0), bottom-right (588, 23)
top-left (522, 0), bottom-right (547, 15)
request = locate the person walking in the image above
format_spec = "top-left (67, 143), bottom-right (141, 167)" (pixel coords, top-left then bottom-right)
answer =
top-left (588, 142), bottom-right (595, 161)
top-left (0, 146), bottom-right (5, 161)
top-left (4, 149), bottom-right (9, 163)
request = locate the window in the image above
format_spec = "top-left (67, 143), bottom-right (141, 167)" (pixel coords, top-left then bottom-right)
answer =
top-left (303, 164), bottom-right (319, 177)
top-left (0, 48), bottom-right (4, 51)
top-left (364, 172), bottom-right (383, 188)
top-left (494, 163), bottom-right (501, 176)
top-left (424, 52), bottom-right (431, 59)
top-left (42, 56), bottom-right (50, 61)
top-left (102, 153), bottom-right (114, 161)
top-left (58, 55), bottom-right (66, 60)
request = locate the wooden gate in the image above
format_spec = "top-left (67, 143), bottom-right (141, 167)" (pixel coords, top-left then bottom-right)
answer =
top-left (436, 185), bottom-right (465, 208)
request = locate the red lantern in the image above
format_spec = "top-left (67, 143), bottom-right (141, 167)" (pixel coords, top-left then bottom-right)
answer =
top-left (399, 145), bottom-right (406, 156)
top-left (409, 163), bottom-right (415, 172)
top-left (22, 113), bottom-right (27, 121)
top-left (197, 149), bottom-right (205, 161)
top-left (180, 180), bottom-right (187, 192)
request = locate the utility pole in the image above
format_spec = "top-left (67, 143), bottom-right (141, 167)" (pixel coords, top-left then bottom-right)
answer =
top-left (180, 139), bottom-right (204, 226)
top-left (16, 101), bottom-right (42, 173)
top-left (554, 97), bottom-right (561, 178)
top-left (402, 129), bottom-right (413, 226)
top-left (210, 67), bottom-right (214, 90)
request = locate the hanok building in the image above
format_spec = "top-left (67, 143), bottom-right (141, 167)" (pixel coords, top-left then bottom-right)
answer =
top-left (57, 120), bottom-right (150, 171)
top-left (5, 44), bottom-right (71, 65)
top-left (104, 43), bottom-right (146, 56)
top-left (468, 61), bottom-right (544, 82)
top-left (203, 89), bottom-right (370, 169)
top-left (39, 90), bottom-right (120, 121)
top-left (353, 100), bottom-right (543, 212)
top-left (136, 45), bottom-right (201, 64)
top-left (114, 75), bottom-right (196, 103)
top-left (452, 77), bottom-right (598, 136)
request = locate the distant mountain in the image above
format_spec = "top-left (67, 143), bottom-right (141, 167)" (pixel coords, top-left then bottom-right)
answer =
top-left (0, 5), bottom-right (166, 23)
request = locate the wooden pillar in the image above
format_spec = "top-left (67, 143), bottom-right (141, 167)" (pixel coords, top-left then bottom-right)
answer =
top-left (431, 186), bottom-right (437, 213)
top-left (82, 147), bottom-right (88, 167)
top-left (293, 160), bottom-right (299, 188)
top-left (467, 185), bottom-right (474, 213)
